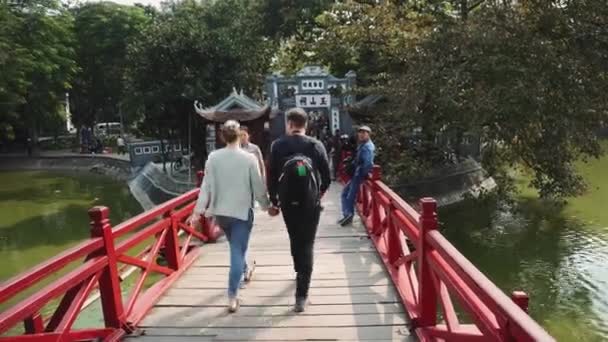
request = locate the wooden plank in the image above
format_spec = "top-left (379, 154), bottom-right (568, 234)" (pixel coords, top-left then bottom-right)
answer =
top-left (165, 285), bottom-right (397, 298)
top-left (181, 271), bottom-right (388, 280)
top-left (188, 264), bottom-right (387, 275)
top-left (127, 337), bottom-right (403, 342)
top-left (174, 278), bottom-right (392, 289)
top-left (140, 312), bottom-right (407, 328)
top-left (194, 255), bottom-right (383, 267)
top-left (142, 303), bottom-right (405, 326)
top-left (176, 270), bottom-right (390, 282)
top-left (133, 326), bottom-right (413, 341)
top-left (157, 293), bottom-right (400, 307)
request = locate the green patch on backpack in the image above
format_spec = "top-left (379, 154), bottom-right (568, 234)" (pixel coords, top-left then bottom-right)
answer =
top-left (297, 163), bottom-right (307, 176)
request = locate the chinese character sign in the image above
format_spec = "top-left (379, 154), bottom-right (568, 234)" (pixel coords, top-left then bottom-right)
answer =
top-left (295, 94), bottom-right (331, 108)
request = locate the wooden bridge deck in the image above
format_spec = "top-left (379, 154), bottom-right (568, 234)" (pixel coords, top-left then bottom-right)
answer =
top-left (129, 185), bottom-right (414, 341)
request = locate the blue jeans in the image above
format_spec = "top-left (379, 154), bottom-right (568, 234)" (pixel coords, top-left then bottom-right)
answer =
top-left (341, 178), bottom-right (362, 218)
top-left (215, 210), bottom-right (253, 298)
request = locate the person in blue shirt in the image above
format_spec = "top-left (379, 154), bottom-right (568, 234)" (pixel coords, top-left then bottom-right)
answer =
top-left (338, 125), bottom-right (375, 226)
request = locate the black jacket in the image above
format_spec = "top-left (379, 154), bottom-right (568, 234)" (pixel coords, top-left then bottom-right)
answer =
top-left (268, 134), bottom-right (331, 206)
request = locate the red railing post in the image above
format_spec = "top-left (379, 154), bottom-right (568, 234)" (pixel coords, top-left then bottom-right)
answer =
top-left (511, 291), bottom-right (530, 313)
top-left (417, 197), bottom-right (438, 327)
top-left (163, 210), bottom-right (181, 270)
top-left (364, 166), bottom-right (381, 217)
top-left (89, 206), bottom-right (124, 329)
top-left (369, 166), bottom-right (382, 234)
top-left (370, 195), bottom-right (383, 237)
top-left (23, 313), bottom-right (43, 334)
top-left (386, 202), bottom-right (402, 266)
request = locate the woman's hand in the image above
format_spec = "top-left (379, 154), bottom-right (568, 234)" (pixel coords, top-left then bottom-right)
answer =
top-left (268, 206), bottom-right (280, 217)
top-left (187, 213), bottom-right (200, 226)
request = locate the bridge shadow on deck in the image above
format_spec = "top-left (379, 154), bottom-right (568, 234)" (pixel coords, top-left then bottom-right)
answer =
top-left (129, 184), bottom-right (414, 341)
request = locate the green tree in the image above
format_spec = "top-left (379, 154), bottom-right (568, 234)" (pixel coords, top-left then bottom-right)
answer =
top-left (0, 0), bottom-right (77, 149)
top-left (70, 2), bottom-right (150, 127)
top-left (0, 4), bottom-right (29, 143)
top-left (285, 0), bottom-right (607, 197)
top-left (124, 0), bottom-right (273, 169)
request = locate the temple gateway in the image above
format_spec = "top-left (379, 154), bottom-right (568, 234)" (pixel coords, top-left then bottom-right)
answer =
top-left (194, 89), bottom-right (275, 156)
top-left (194, 65), bottom-right (357, 157)
top-left (265, 65), bottom-right (356, 140)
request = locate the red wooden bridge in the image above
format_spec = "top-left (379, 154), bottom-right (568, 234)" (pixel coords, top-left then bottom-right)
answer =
top-left (0, 168), bottom-right (555, 341)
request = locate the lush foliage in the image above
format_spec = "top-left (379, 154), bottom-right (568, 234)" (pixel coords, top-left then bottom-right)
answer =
top-left (1, 0), bottom-right (606, 197)
top-left (278, 0), bottom-right (608, 197)
top-left (123, 0), bottom-right (274, 167)
top-left (0, 0), bottom-right (76, 145)
top-left (70, 2), bottom-right (150, 127)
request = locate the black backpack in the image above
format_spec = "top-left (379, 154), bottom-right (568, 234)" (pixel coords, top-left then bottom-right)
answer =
top-left (278, 146), bottom-right (320, 209)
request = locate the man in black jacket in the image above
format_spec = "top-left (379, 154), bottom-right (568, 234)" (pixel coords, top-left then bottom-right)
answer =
top-left (268, 108), bottom-right (331, 312)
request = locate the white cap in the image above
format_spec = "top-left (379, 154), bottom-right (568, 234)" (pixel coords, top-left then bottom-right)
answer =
top-left (358, 125), bottom-right (371, 133)
top-left (223, 120), bottom-right (240, 129)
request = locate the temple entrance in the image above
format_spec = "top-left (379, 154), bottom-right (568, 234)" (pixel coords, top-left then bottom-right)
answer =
top-left (194, 89), bottom-right (275, 159)
top-left (306, 109), bottom-right (330, 142)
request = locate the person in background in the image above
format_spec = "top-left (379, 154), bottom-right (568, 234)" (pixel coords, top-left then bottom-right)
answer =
top-left (80, 125), bottom-right (88, 153)
top-left (338, 125), bottom-right (375, 226)
top-left (188, 120), bottom-right (273, 313)
top-left (116, 136), bottom-right (126, 155)
top-left (268, 108), bottom-right (331, 313)
top-left (331, 129), bottom-right (342, 180)
top-left (240, 126), bottom-right (265, 181)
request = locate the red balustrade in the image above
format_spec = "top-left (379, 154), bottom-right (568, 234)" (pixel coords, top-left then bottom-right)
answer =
top-left (0, 171), bottom-right (221, 341)
top-left (355, 166), bottom-right (555, 341)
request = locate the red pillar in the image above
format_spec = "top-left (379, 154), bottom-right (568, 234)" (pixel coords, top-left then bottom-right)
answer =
top-left (387, 203), bottom-right (403, 266)
top-left (23, 313), bottom-right (43, 334)
top-left (89, 206), bottom-right (124, 328)
top-left (163, 210), bottom-right (181, 270)
top-left (417, 198), bottom-right (438, 327)
top-left (511, 291), bottom-right (530, 313)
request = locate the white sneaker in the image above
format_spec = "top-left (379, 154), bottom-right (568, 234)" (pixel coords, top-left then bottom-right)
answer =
top-left (228, 297), bottom-right (239, 313)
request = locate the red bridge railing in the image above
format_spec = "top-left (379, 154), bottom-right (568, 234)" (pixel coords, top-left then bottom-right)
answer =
top-left (356, 166), bottom-right (554, 341)
top-left (0, 172), bottom-right (220, 341)
top-left (1, 164), bottom-right (555, 341)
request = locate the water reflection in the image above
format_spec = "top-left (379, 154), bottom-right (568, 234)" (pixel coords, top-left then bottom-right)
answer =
top-left (440, 197), bottom-right (608, 341)
top-left (0, 171), bottom-right (142, 281)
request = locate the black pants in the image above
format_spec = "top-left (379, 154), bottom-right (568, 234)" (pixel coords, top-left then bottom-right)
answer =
top-left (281, 204), bottom-right (321, 299)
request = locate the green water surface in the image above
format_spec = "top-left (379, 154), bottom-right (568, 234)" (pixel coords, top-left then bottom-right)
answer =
top-left (0, 171), bottom-right (142, 281)
top-left (440, 152), bottom-right (608, 341)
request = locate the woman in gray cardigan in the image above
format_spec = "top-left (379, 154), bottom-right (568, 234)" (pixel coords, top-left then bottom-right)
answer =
top-left (188, 120), bottom-right (272, 312)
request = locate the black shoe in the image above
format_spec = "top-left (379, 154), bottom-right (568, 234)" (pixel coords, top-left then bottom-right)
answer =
top-left (336, 216), bottom-right (348, 225)
top-left (294, 297), bottom-right (308, 313)
top-left (340, 214), bottom-right (354, 226)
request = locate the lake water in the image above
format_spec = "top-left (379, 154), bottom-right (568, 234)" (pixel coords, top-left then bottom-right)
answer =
top-left (0, 170), bottom-right (142, 281)
top-left (441, 197), bottom-right (608, 341)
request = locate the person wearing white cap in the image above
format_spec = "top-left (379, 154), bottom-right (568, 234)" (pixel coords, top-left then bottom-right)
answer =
top-left (338, 125), bottom-right (375, 226)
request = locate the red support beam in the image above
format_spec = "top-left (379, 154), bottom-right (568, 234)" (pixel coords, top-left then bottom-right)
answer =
top-left (23, 313), bottom-right (43, 334)
top-left (511, 291), bottom-right (530, 313)
top-left (163, 210), bottom-right (182, 270)
top-left (88, 206), bottom-right (125, 329)
top-left (416, 198), bottom-right (438, 328)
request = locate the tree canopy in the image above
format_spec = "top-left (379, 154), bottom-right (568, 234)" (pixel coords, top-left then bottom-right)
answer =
top-left (1, 0), bottom-right (606, 196)
top-left (276, 0), bottom-right (608, 197)
top-left (70, 2), bottom-right (150, 127)
top-left (0, 0), bottom-right (76, 146)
